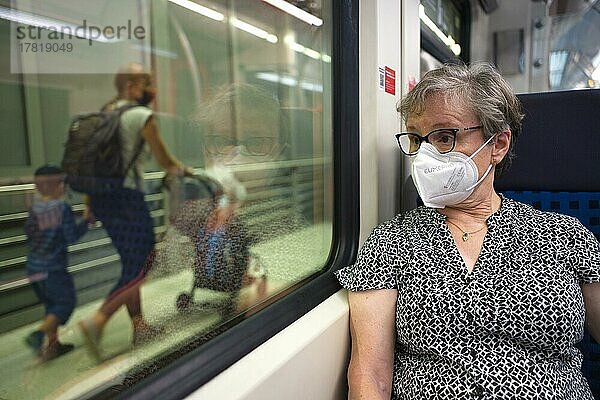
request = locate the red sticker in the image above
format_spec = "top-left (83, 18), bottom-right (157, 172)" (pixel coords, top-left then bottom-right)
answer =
top-left (384, 66), bottom-right (395, 95)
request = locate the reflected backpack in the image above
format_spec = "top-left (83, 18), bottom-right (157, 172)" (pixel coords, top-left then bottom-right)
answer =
top-left (61, 105), bottom-right (144, 194)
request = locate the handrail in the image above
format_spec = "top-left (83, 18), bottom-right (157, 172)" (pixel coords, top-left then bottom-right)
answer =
top-left (0, 158), bottom-right (328, 193)
top-left (0, 188), bottom-right (307, 262)
top-left (0, 193), bottom-right (164, 225)
top-left (0, 183), bottom-right (35, 193)
top-left (0, 255), bottom-right (25, 269)
top-left (0, 234), bottom-right (26, 246)
top-left (0, 253), bottom-right (121, 292)
top-left (0, 211), bottom-right (28, 223)
top-left (0, 158), bottom-right (328, 295)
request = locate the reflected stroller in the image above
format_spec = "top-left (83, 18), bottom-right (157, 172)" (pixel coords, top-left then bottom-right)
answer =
top-left (165, 175), bottom-right (254, 316)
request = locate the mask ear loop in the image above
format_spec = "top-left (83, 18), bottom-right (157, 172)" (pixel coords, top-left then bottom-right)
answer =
top-left (467, 132), bottom-right (497, 161)
top-left (465, 163), bottom-right (494, 191)
top-left (464, 132), bottom-right (498, 192)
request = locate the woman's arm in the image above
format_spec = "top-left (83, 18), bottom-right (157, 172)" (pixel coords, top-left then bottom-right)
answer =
top-left (347, 288), bottom-right (397, 400)
top-left (582, 283), bottom-right (600, 341)
top-left (141, 116), bottom-right (192, 176)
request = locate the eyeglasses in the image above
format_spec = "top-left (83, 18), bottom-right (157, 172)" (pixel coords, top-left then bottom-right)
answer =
top-left (395, 126), bottom-right (483, 155)
top-left (204, 135), bottom-right (277, 156)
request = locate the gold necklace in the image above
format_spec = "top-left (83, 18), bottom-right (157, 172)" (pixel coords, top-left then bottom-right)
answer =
top-left (446, 219), bottom-right (487, 242)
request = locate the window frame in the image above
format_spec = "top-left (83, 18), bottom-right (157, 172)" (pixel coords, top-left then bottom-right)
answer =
top-left (109, 1), bottom-right (360, 398)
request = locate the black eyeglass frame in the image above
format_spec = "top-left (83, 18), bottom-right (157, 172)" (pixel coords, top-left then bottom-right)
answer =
top-left (395, 125), bottom-right (483, 155)
top-left (203, 135), bottom-right (278, 156)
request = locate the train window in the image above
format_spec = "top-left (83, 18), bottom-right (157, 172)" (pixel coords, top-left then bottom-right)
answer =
top-left (0, 19), bottom-right (30, 169)
top-left (0, 0), bottom-right (333, 398)
top-left (420, 0), bottom-right (468, 61)
top-left (547, 1), bottom-right (600, 90)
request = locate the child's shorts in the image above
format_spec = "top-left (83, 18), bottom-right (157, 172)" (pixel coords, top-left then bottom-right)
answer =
top-left (30, 270), bottom-right (76, 324)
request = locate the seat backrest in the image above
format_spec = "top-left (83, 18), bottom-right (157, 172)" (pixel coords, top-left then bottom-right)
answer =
top-left (495, 89), bottom-right (600, 395)
top-left (495, 90), bottom-right (600, 193)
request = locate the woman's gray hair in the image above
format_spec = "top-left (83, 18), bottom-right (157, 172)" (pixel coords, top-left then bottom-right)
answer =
top-left (398, 62), bottom-right (524, 176)
top-left (194, 82), bottom-right (280, 132)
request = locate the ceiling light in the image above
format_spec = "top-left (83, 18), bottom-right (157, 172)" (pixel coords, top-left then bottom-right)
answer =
top-left (262, 0), bottom-right (323, 26)
top-left (168, 0), bottom-right (224, 21)
top-left (255, 72), bottom-right (323, 92)
top-left (303, 47), bottom-right (321, 59)
top-left (284, 35), bottom-right (329, 61)
top-left (231, 17), bottom-right (278, 43)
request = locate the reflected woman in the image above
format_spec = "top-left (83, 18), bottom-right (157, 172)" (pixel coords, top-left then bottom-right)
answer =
top-left (194, 82), bottom-right (301, 239)
top-left (166, 83), bottom-right (303, 314)
top-left (79, 63), bottom-right (192, 360)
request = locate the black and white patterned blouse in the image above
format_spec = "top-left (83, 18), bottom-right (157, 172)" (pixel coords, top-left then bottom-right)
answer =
top-left (336, 196), bottom-right (600, 399)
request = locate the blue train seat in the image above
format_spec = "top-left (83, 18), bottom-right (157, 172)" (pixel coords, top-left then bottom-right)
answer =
top-left (495, 89), bottom-right (600, 398)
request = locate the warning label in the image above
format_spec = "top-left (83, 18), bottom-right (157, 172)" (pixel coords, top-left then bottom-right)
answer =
top-left (384, 66), bottom-right (395, 95)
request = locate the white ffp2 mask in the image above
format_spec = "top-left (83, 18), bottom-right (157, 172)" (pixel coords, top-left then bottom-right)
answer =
top-left (411, 136), bottom-right (495, 208)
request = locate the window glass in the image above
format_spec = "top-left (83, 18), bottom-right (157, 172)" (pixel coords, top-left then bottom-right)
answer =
top-left (0, 18), bottom-right (29, 168)
top-left (0, 0), bottom-right (332, 398)
top-left (420, 0), bottom-right (464, 57)
top-left (548, 2), bottom-right (600, 90)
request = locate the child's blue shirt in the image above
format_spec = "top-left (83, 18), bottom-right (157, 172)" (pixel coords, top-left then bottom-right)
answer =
top-left (25, 199), bottom-right (88, 274)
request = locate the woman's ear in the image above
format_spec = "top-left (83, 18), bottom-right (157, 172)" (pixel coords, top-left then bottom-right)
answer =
top-left (491, 129), bottom-right (511, 163)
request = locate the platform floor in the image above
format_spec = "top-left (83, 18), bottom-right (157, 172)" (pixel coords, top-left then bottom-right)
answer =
top-left (0, 224), bottom-right (331, 400)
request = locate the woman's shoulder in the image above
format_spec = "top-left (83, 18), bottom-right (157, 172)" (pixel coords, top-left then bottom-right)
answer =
top-left (121, 104), bottom-right (153, 121)
top-left (503, 197), bottom-right (588, 235)
top-left (370, 206), bottom-right (433, 237)
top-left (119, 108), bottom-right (154, 145)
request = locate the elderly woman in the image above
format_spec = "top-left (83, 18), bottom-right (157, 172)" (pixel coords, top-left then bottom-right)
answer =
top-left (335, 62), bottom-right (600, 399)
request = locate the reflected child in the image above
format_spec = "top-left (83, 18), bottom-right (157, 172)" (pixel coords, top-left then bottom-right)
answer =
top-left (24, 165), bottom-right (92, 361)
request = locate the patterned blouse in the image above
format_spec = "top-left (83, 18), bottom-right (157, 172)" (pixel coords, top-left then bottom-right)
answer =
top-left (336, 196), bottom-right (600, 399)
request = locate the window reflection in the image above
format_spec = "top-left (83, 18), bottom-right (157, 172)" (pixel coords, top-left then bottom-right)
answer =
top-left (0, 0), bottom-right (332, 398)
